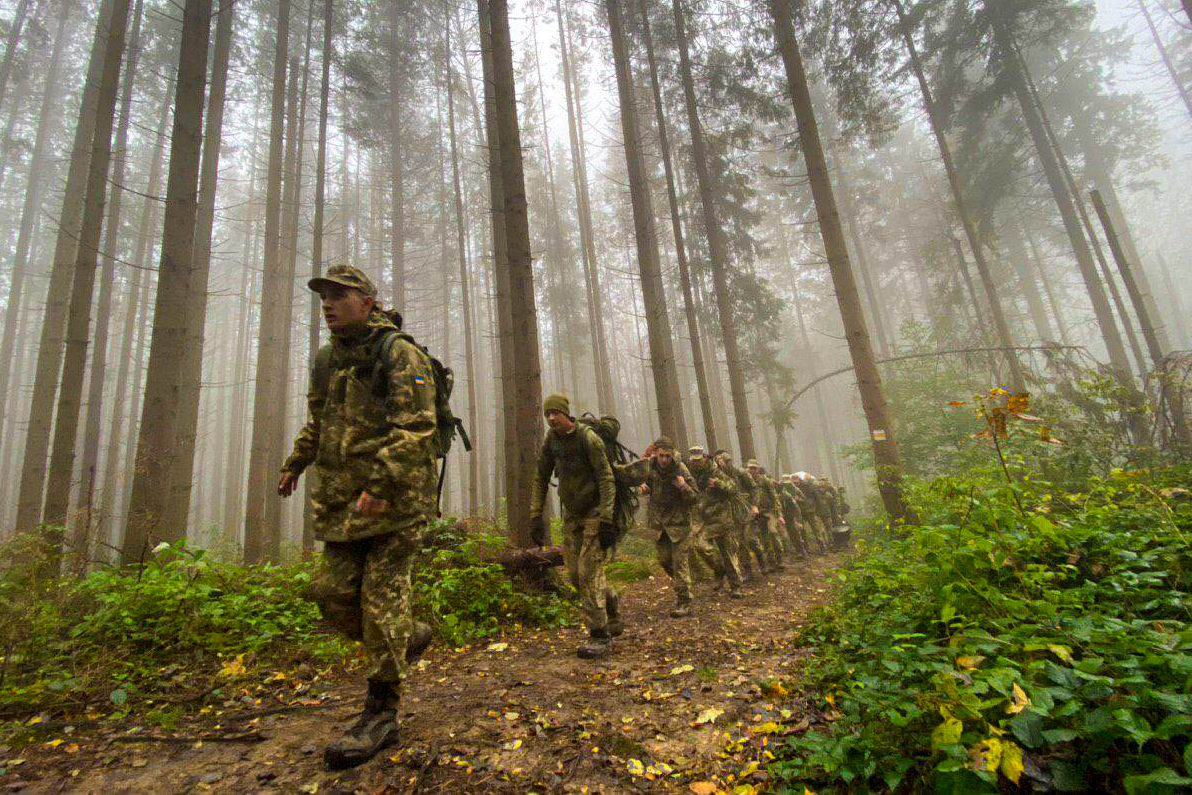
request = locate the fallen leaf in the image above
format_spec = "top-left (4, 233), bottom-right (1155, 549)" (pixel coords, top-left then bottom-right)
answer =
top-left (44, 739), bottom-right (64, 748)
top-left (487, 642), bottom-right (509, 653)
top-left (669, 664), bottom-right (695, 677)
top-left (689, 782), bottom-right (718, 795)
top-left (695, 707), bottom-right (724, 726)
top-left (219, 654), bottom-right (247, 679)
top-left (626, 758), bottom-right (645, 777)
top-left (504, 712), bottom-right (520, 721)
top-left (502, 739), bottom-right (522, 751)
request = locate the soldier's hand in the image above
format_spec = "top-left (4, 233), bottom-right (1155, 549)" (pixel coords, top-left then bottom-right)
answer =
top-left (751, 506), bottom-right (760, 517)
top-left (674, 476), bottom-right (686, 489)
top-left (278, 471), bottom-right (299, 498)
top-left (354, 491), bottom-right (390, 517)
top-left (639, 484), bottom-right (650, 495)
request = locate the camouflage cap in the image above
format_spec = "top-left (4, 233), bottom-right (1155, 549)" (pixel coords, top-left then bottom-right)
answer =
top-left (746, 459), bottom-right (761, 469)
top-left (687, 445), bottom-right (707, 460)
top-left (713, 448), bottom-right (731, 459)
top-left (308, 264), bottom-right (378, 297)
top-left (653, 436), bottom-right (676, 452)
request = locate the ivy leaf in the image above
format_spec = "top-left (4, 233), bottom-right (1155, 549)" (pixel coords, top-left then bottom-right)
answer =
top-left (1006, 683), bottom-right (1030, 715)
top-left (931, 714), bottom-right (963, 750)
top-left (968, 737), bottom-right (1001, 772)
top-left (999, 742), bottom-right (1025, 784)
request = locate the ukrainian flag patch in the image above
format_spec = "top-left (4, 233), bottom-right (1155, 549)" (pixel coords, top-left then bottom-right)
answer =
top-left (413, 375), bottom-right (427, 386)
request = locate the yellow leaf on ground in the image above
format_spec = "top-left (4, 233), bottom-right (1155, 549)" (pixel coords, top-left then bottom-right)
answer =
top-left (1000, 741), bottom-right (1025, 784)
top-left (695, 707), bottom-right (725, 725)
top-left (752, 722), bottom-right (781, 735)
top-left (43, 739), bottom-right (64, 748)
top-left (669, 664), bottom-right (695, 677)
top-left (487, 642), bottom-right (509, 652)
top-left (218, 654), bottom-right (246, 679)
top-left (1006, 683), bottom-right (1030, 715)
top-left (626, 759), bottom-right (645, 777)
top-left (688, 783), bottom-right (718, 795)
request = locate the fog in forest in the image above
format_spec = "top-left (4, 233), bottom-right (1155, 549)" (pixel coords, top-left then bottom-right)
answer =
top-left (0, 0), bottom-right (1189, 562)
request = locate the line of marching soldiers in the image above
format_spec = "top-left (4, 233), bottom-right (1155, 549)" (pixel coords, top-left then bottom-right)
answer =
top-left (529, 394), bottom-right (850, 660)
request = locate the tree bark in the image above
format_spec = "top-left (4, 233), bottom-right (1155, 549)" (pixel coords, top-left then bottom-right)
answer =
top-left (486, 0), bottom-right (545, 545)
top-left (1138, 0), bottom-right (1192, 124)
top-left (603, 0), bottom-right (687, 443)
top-left (388, 2), bottom-right (406, 311)
top-left (42, 0), bottom-right (133, 531)
top-left (769, 0), bottom-right (914, 523)
top-left (892, 0), bottom-right (1025, 390)
top-left (15, 0), bottom-right (117, 531)
top-left (638, 0), bottom-right (718, 450)
top-left (670, 0), bottom-right (753, 458)
top-left (163, 0), bottom-right (235, 537)
top-left (243, 0), bottom-right (291, 563)
top-left (556, 0), bottom-right (615, 413)
top-left (121, 0), bottom-right (213, 560)
top-left (0, 0), bottom-right (32, 118)
top-left (446, 12), bottom-right (479, 516)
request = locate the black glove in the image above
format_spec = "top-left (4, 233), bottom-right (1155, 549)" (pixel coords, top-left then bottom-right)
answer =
top-left (529, 515), bottom-right (548, 547)
top-left (598, 520), bottom-right (619, 550)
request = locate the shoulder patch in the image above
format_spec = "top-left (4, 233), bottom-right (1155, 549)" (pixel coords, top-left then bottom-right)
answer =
top-left (413, 374), bottom-right (428, 386)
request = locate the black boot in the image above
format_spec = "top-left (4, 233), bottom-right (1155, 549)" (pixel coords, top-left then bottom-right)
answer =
top-left (577, 627), bottom-right (612, 659)
top-left (605, 593), bottom-right (624, 637)
top-left (406, 621), bottom-right (433, 662)
top-left (324, 680), bottom-right (401, 769)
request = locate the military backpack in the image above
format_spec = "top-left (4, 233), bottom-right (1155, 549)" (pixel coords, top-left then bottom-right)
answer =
top-left (575, 413), bottom-right (639, 543)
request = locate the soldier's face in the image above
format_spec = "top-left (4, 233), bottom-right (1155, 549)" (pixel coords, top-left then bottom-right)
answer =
top-left (657, 451), bottom-right (674, 468)
top-left (545, 409), bottom-right (573, 433)
top-left (320, 286), bottom-right (374, 331)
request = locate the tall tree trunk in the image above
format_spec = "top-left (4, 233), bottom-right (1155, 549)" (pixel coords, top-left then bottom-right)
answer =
top-left (1022, 223), bottom-right (1074, 346)
top-left (15, 0), bottom-right (117, 531)
top-left (42, 0), bottom-right (133, 531)
top-left (556, 0), bottom-right (615, 413)
top-left (446, 9), bottom-right (479, 515)
top-left (0, 5), bottom-right (72, 455)
top-left (671, 0), bottom-right (753, 458)
top-left (835, 170), bottom-right (894, 357)
top-left (991, 19), bottom-right (1137, 396)
top-left (0, 0), bottom-right (32, 117)
top-left (98, 76), bottom-right (173, 551)
top-left (74, 0), bottom-right (147, 551)
top-left (121, 0), bottom-right (212, 560)
top-left (1003, 227), bottom-right (1056, 341)
top-left (486, 0), bottom-right (544, 544)
top-left (603, 0), bottom-right (687, 443)
top-left (893, 0), bottom-right (1025, 390)
top-left (1155, 253), bottom-right (1188, 346)
top-left (1138, 0), bottom-right (1192, 124)
top-left (304, 0), bottom-right (333, 550)
top-left (769, 0), bottom-right (913, 523)
top-left (638, 0), bottom-right (718, 449)
top-left (162, 0), bottom-right (234, 537)
top-left (388, 2), bottom-right (406, 311)
top-left (242, 0), bottom-right (291, 563)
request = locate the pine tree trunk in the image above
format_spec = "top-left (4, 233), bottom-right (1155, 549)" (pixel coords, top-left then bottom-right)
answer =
top-left (603, 0), bottom-right (687, 443)
top-left (121, 0), bottom-right (212, 560)
top-left (15, 0), bottom-right (117, 532)
top-left (304, 0), bottom-right (332, 550)
top-left (99, 77), bottom-right (173, 552)
top-left (0, 5), bottom-right (72, 453)
top-left (1023, 224), bottom-right (1074, 346)
top-left (556, 0), bottom-right (615, 413)
top-left (893, 0), bottom-right (1025, 390)
top-left (388, 3), bottom-right (406, 311)
top-left (486, 0), bottom-right (544, 544)
top-left (671, 0), bottom-right (753, 458)
top-left (1155, 253), bottom-right (1189, 346)
top-left (1138, 0), bottom-right (1192, 123)
top-left (243, 0), bottom-right (291, 563)
top-left (769, 0), bottom-right (914, 523)
top-left (638, 0), bottom-right (718, 450)
top-left (835, 171), bottom-right (894, 357)
top-left (73, 0), bottom-right (147, 552)
top-left (162, 0), bottom-right (234, 537)
top-left (1003, 228), bottom-right (1056, 342)
top-left (42, 0), bottom-right (133, 532)
top-left (0, 0), bottom-right (32, 116)
top-left (446, 12), bottom-right (480, 516)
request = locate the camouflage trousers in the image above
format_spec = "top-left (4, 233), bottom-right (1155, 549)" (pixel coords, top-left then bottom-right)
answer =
top-left (785, 518), bottom-right (810, 557)
top-left (654, 528), bottom-right (695, 605)
top-left (699, 521), bottom-right (743, 590)
top-left (312, 528), bottom-right (421, 687)
top-left (807, 512), bottom-right (829, 551)
top-left (563, 512), bottom-right (616, 633)
top-left (689, 525), bottom-right (726, 584)
top-left (738, 519), bottom-right (767, 577)
top-left (759, 516), bottom-right (786, 565)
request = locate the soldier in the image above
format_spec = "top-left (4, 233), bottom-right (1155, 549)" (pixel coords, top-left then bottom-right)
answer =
top-left (793, 473), bottom-right (828, 553)
top-left (716, 450), bottom-right (767, 581)
top-left (746, 461), bottom-right (785, 573)
top-left (279, 265), bottom-right (438, 769)
top-left (529, 394), bottom-right (621, 660)
top-left (778, 474), bottom-right (809, 558)
top-left (812, 475), bottom-right (839, 534)
top-left (640, 437), bottom-right (700, 617)
top-left (686, 447), bottom-right (745, 599)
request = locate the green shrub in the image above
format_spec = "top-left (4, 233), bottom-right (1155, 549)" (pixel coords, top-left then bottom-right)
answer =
top-left (769, 466), bottom-right (1192, 792)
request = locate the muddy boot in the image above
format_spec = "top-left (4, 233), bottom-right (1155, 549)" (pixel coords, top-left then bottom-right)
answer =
top-left (405, 621), bottom-right (433, 662)
top-left (669, 599), bottom-right (693, 618)
top-left (324, 680), bottom-right (400, 769)
top-left (605, 594), bottom-right (624, 637)
top-left (577, 628), bottom-right (612, 659)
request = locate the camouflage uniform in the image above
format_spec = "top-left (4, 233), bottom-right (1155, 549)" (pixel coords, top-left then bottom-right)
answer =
top-left (687, 448), bottom-right (744, 594)
top-left (778, 478), bottom-right (809, 558)
top-left (283, 294), bottom-right (438, 691)
top-left (643, 446), bottom-right (700, 607)
top-left (718, 452), bottom-right (767, 580)
top-left (747, 464), bottom-right (785, 572)
top-left (794, 478), bottom-right (828, 552)
top-left (812, 478), bottom-right (838, 532)
top-left (530, 405), bottom-right (617, 638)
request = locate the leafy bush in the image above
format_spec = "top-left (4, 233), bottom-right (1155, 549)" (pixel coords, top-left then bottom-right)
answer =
top-left (769, 466), bottom-right (1192, 792)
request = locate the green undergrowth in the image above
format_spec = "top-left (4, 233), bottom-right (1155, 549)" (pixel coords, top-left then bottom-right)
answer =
top-left (769, 465), bottom-right (1192, 793)
top-left (0, 517), bottom-right (575, 737)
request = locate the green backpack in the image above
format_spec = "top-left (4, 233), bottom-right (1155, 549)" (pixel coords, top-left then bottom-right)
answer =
top-left (575, 413), bottom-right (639, 541)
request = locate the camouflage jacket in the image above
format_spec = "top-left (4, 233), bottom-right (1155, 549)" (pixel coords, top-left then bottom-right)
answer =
top-left (644, 459), bottom-right (698, 537)
top-left (687, 458), bottom-right (739, 530)
top-left (530, 425), bottom-right (615, 522)
top-left (812, 483), bottom-right (838, 525)
top-left (282, 312), bottom-right (438, 542)
top-left (779, 483), bottom-right (803, 526)
top-left (751, 474), bottom-right (781, 517)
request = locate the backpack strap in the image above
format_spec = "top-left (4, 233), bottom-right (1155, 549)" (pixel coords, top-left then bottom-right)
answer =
top-left (312, 343), bottom-right (335, 395)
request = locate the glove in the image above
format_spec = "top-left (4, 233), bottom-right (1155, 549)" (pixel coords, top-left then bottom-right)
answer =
top-left (598, 520), bottom-right (619, 550)
top-left (529, 515), bottom-right (548, 547)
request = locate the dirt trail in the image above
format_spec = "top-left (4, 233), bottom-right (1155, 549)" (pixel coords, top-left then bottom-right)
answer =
top-left (8, 553), bottom-right (845, 793)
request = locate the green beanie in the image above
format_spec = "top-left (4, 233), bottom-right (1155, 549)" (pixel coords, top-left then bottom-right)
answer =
top-left (543, 393), bottom-right (571, 417)
top-left (653, 436), bottom-right (675, 451)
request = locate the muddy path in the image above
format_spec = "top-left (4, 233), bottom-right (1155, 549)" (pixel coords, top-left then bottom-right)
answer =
top-left (6, 553), bottom-right (846, 793)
